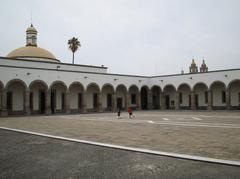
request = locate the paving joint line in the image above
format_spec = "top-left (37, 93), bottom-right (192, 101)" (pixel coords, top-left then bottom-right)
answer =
top-left (0, 126), bottom-right (240, 167)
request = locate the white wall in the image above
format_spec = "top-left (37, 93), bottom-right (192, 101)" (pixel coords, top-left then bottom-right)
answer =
top-left (230, 83), bottom-right (240, 106)
top-left (164, 86), bottom-right (176, 107)
top-left (56, 89), bottom-right (65, 110)
top-left (1, 57), bottom-right (240, 111)
top-left (2, 58), bottom-right (107, 73)
top-left (212, 83), bottom-right (225, 107)
top-left (116, 86), bottom-right (126, 108)
top-left (179, 88), bottom-right (190, 107)
top-left (86, 85), bottom-right (99, 109)
top-left (195, 84), bottom-right (207, 107)
top-left (101, 86), bottom-right (114, 108)
top-left (8, 83), bottom-right (24, 111)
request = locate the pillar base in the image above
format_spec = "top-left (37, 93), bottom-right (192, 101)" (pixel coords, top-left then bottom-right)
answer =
top-left (25, 108), bottom-right (31, 116)
top-left (207, 106), bottom-right (212, 110)
top-left (82, 106), bottom-right (87, 113)
top-left (1, 109), bottom-right (8, 117)
top-left (46, 107), bottom-right (52, 115)
top-left (66, 109), bottom-right (71, 114)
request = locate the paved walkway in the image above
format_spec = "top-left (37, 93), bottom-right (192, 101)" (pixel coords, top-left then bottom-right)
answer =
top-left (0, 111), bottom-right (240, 161)
top-left (1, 129), bottom-right (240, 179)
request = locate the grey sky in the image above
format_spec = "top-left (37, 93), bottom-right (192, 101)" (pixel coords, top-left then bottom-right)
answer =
top-left (0, 0), bottom-right (239, 76)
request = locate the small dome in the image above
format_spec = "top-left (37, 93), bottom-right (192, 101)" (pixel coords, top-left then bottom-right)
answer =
top-left (7, 46), bottom-right (59, 62)
top-left (26, 24), bottom-right (37, 33)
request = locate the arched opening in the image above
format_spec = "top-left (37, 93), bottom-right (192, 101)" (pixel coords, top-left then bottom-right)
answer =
top-left (116, 84), bottom-right (127, 110)
top-left (163, 84), bottom-right (176, 110)
top-left (29, 80), bottom-right (48, 114)
top-left (228, 80), bottom-right (240, 109)
top-left (128, 85), bottom-right (139, 110)
top-left (210, 81), bottom-right (226, 110)
top-left (177, 83), bottom-right (191, 110)
top-left (69, 82), bottom-right (84, 113)
top-left (86, 83), bottom-right (100, 112)
top-left (50, 81), bottom-right (67, 114)
top-left (140, 86), bottom-right (148, 110)
top-left (151, 86), bottom-right (161, 109)
top-left (5, 79), bottom-right (27, 115)
top-left (193, 83), bottom-right (208, 110)
top-left (101, 84), bottom-right (114, 111)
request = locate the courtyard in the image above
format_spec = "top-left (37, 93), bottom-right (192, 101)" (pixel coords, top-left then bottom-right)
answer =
top-left (0, 111), bottom-right (239, 161)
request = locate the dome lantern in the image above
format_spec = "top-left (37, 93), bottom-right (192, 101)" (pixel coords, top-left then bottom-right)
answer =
top-left (26, 24), bottom-right (37, 46)
top-left (6, 24), bottom-right (59, 62)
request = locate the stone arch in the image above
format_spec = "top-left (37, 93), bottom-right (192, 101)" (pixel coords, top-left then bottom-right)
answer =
top-left (128, 85), bottom-right (140, 110)
top-left (140, 85), bottom-right (149, 110)
top-left (49, 81), bottom-right (67, 91)
top-left (5, 79), bottom-right (27, 115)
top-left (227, 79), bottom-right (240, 109)
top-left (210, 81), bottom-right (227, 109)
top-left (69, 82), bottom-right (85, 113)
top-left (101, 83), bottom-right (114, 111)
top-left (86, 83), bottom-right (101, 112)
top-left (49, 81), bottom-right (67, 114)
top-left (151, 85), bottom-right (161, 109)
top-left (163, 84), bottom-right (176, 110)
top-left (29, 80), bottom-right (48, 114)
top-left (177, 83), bottom-right (191, 109)
top-left (69, 81), bottom-right (85, 91)
top-left (193, 82), bottom-right (208, 109)
top-left (116, 84), bottom-right (128, 110)
top-left (5, 79), bottom-right (27, 90)
top-left (29, 80), bottom-right (48, 90)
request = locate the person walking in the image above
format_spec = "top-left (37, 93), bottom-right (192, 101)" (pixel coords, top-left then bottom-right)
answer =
top-left (128, 107), bottom-right (133, 119)
top-left (117, 108), bottom-right (121, 119)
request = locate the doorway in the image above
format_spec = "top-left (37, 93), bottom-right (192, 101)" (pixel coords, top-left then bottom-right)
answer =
top-left (93, 93), bottom-right (98, 110)
top-left (141, 88), bottom-right (148, 109)
top-left (195, 94), bottom-right (199, 108)
top-left (166, 95), bottom-right (170, 109)
top-left (117, 97), bottom-right (122, 109)
top-left (51, 91), bottom-right (56, 113)
top-left (107, 93), bottom-right (112, 110)
top-left (39, 91), bottom-right (45, 114)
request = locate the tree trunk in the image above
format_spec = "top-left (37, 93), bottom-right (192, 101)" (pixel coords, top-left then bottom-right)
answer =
top-left (72, 52), bottom-right (75, 64)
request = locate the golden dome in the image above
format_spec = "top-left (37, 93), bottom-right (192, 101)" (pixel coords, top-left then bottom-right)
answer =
top-left (7, 46), bottom-right (59, 62)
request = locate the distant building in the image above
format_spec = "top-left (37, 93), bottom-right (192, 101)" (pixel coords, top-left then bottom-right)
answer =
top-left (0, 24), bottom-right (240, 116)
top-left (200, 60), bottom-right (208, 73)
top-left (189, 59), bottom-right (198, 73)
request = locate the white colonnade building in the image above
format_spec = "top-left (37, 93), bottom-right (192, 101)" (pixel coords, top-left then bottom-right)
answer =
top-left (0, 25), bottom-right (240, 116)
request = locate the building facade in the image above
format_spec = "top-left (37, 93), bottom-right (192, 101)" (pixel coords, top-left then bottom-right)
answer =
top-left (0, 25), bottom-right (240, 116)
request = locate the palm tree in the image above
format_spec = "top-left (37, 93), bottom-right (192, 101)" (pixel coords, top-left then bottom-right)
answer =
top-left (68, 37), bottom-right (81, 64)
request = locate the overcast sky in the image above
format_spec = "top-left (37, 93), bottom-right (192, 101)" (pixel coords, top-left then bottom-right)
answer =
top-left (0, 0), bottom-right (239, 76)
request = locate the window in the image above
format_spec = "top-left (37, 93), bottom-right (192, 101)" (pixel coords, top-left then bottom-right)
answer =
top-left (179, 92), bottom-right (182, 104)
top-left (205, 91), bottom-right (208, 103)
top-left (222, 91), bottom-right (226, 103)
top-left (131, 94), bottom-right (136, 105)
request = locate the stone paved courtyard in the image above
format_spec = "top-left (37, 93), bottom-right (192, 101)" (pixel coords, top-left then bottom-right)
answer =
top-left (0, 111), bottom-right (240, 161)
top-left (1, 129), bottom-right (240, 179)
